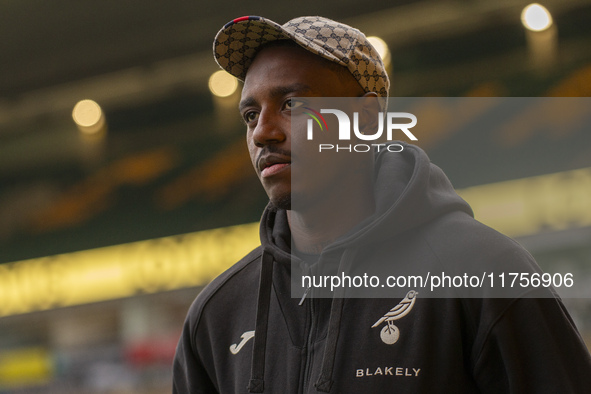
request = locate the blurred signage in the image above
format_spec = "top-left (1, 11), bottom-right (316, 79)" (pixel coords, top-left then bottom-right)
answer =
top-left (124, 337), bottom-right (179, 366)
top-left (0, 347), bottom-right (52, 389)
top-left (459, 167), bottom-right (591, 237)
top-left (0, 222), bottom-right (259, 317)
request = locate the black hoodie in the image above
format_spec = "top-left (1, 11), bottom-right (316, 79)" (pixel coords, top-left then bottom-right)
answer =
top-left (173, 143), bottom-right (591, 393)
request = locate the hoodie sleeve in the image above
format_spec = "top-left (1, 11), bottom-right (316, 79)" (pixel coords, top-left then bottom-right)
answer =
top-left (171, 247), bottom-right (262, 394)
top-left (172, 316), bottom-right (219, 394)
top-left (472, 296), bottom-right (591, 393)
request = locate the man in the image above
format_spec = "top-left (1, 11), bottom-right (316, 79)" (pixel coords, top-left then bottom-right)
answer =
top-left (173, 16), bottom-right (591, 393)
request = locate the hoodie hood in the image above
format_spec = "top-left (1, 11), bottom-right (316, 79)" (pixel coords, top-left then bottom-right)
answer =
top-left (249, 142), bottom-right (473, 393)
top-left (260, 142), bottom-right (473, 255)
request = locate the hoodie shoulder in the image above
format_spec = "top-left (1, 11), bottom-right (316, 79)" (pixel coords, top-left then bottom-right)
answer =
top-left (421, 210), bottom-right (537, 272)
top-left (184, 246), bottom-right (262, 326)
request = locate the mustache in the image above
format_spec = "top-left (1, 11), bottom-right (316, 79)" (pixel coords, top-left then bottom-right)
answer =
top-left (256, 146), bottom-right (292, 164)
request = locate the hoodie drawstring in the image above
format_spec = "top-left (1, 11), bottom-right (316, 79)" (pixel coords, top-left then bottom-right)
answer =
top-left (314, 249), bottom-right (356, 392)
top-left (248, 250), bottom-right (274, 393)
top-left (249, 244), bottom-right (357, 393)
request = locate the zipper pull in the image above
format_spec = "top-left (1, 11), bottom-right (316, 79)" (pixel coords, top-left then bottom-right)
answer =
top-left (298, 286), bottom-right (311, 306)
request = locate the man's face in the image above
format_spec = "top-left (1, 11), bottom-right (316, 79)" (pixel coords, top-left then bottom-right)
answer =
top-left (240, 44), bottom-right (365, 210)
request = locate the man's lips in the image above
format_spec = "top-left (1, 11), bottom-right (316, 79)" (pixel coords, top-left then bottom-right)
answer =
top-left (258, 154), bottom-right (291, 178)
top-left (261, 163), bottom-right (290, 177)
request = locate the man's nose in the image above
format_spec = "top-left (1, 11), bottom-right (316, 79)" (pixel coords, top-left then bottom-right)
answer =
top-left (252, 111), bottom-right (287, 147)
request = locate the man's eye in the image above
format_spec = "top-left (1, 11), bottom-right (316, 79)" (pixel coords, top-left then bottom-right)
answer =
top-left (244, 111), bottom-right (259, 123)
top-left (285, 99), bottom-right (304, 110)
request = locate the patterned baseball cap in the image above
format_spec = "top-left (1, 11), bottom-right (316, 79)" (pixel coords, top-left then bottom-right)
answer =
top-left (213, 16), bottom-right (390, 97)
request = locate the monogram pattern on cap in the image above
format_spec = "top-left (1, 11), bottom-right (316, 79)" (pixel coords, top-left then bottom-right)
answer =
top-left (213, 16), bottom-right (390, 97)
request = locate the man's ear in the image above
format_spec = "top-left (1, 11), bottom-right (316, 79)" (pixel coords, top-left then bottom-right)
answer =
top-left (358, 92), bottom-right (382, 135)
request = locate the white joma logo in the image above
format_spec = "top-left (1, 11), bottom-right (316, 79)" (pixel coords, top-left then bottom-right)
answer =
top-left (229, 330), bottom-right (255, 355)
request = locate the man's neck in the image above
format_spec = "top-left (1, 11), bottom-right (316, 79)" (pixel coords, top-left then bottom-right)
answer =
top-left (287, 176), bottom-right (375, 254)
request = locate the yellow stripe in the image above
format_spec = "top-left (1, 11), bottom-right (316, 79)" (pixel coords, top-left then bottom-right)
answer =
top-left (458, 167), bottom-right (591, 237)
top-left (0, 222), bottom-right (259, 317)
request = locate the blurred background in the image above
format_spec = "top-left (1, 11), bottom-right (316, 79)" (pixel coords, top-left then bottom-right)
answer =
top-left (1, 0), bottom-right (591, 392)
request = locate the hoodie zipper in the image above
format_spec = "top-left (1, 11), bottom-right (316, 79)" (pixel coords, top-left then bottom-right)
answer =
top-left (299, 287), bottom-right (311, 305)
top-left (299, 262), bottom-right (316, 393)
top-left (302, 288), bottom-right (316, 393)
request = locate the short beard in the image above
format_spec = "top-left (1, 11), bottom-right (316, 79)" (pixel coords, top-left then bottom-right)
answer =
top-left (270, 193), bottom-right (291, 211)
